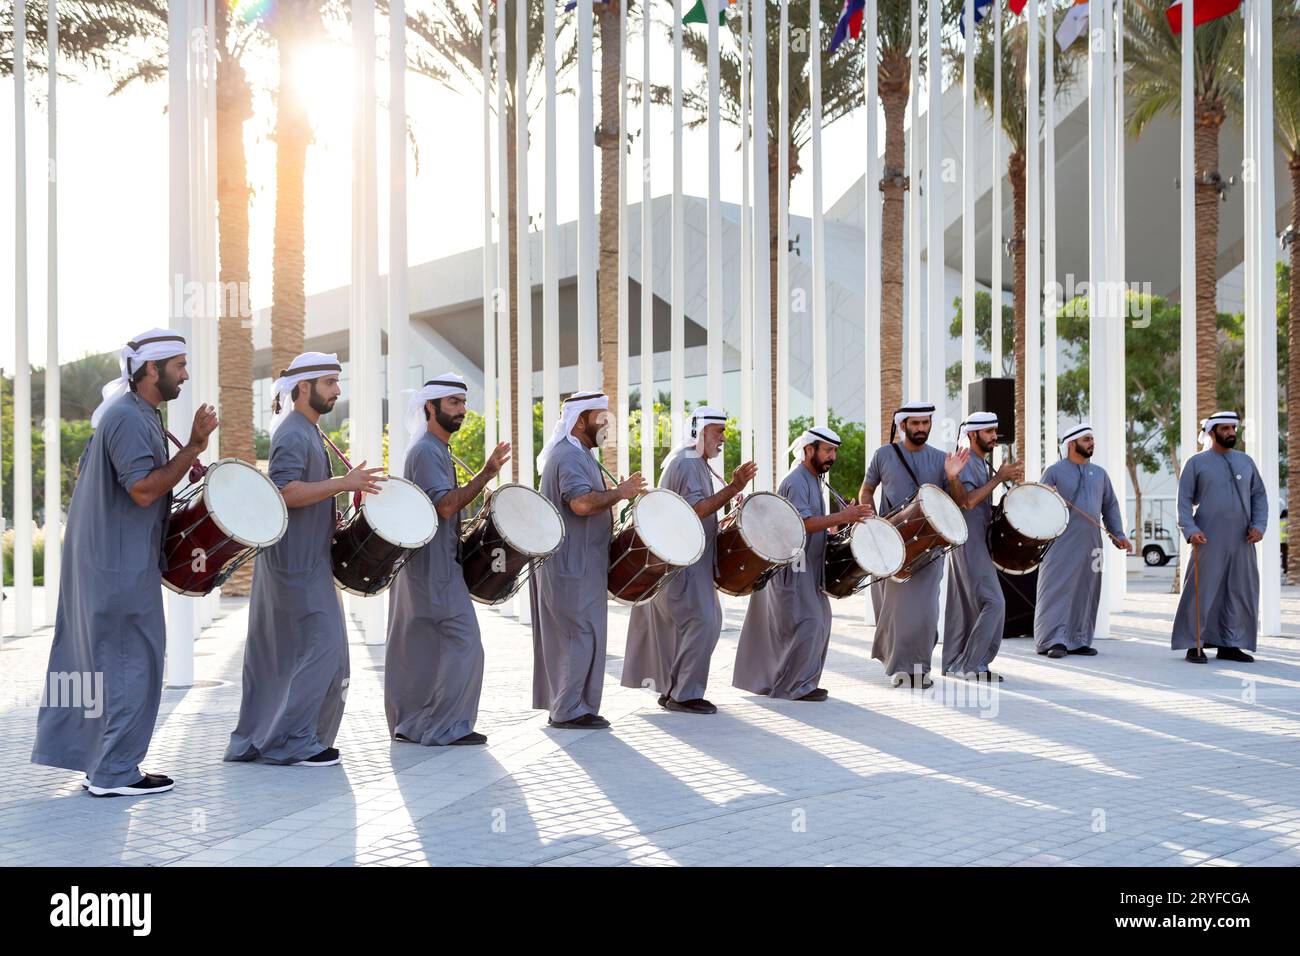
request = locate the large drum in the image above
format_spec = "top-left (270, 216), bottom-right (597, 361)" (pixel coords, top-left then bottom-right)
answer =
top-left (332, 476), bottom-right (437, 596)
top-left (608, 489), bottom-right (706, 606)
top-left (714, 491), bottom-right (806, 596)
top-left (460, 483), bottom-right (565, 605)
top-left (163, 458), bottom-right (288, 596)
top-left (989, 481), bottom-right (1069, 574)
top-left (885, 483), bottom-right (968, 582)
top-left (823, 517), bottom-right (906, 598)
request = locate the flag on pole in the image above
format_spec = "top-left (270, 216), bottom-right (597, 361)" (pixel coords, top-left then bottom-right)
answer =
top-left (828, 0), bottom-right (864, 52)
top-left (1166, 0), bottom-right (1241, 32)
top-left (1056, 0), bottom-right (1089, 50)
top-left (959, 0), bottom-right (994, 36)
top-left (1008, 0), bottom-right (1027, 14)
top-left (683, 0), bottom-right (732, 25)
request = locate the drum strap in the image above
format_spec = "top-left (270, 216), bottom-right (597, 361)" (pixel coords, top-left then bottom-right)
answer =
top-left (317, 427), bottom-right (364, 513)
top-left (157, 413), bottom-right (207, 483)
top-left (890, 443), bottom-right (922, 501)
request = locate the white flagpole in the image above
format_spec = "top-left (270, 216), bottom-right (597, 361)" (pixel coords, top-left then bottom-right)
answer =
top-left (578, 0), bottom-right (598, 384)
top-left (1107, 0), bottom-right (1126, 603)
top-left (13, 0), bottom-right (33, 637)
top-left (810, 0), bottom-right (827, 429)
top-left (543, 0), bottom-right (560, 440)
top-left (641, 0), bottom-right (655, 482)
top-left (777, 0), bottom-right (790, 467)
top-left (925, 0), bottom-right (944, 417)
top-left (752, 0), bottom-right (772, 491)
top-left (741, 0), bottom-right (753, 465)
top-left (44, 0), bottom-right (60, 622)
top-left (991, 0), bottom-right (1002, 389)
top-left (906, 0), bottom-right (920, 400)
top-left (865, 0), bottom-right (881, 627)
top-left (481, 0), bottom-right (497, 462)
top-left (1177, 0), bottom-right (1196, 508)
top-left (1024, 0), bottom-right (1041, 479)
top-left (618, 1), bottom-right (630, 478)
top-left (1044, 0), bottom-right (1058, 463)
top-left (495, 0), bottom-right (512, 491)
top-left (515, 0), bottom-right (533, 493)
top-left (388, 0), bottom-right (410, 478)
top-left (707, 0), bottom-right (723, 410)
top-left (671, 0), bottom-right (686, 449)
top-left (960, 0), bottom-right (975, 422)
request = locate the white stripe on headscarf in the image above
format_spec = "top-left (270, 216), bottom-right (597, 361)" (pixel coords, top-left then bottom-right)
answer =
top-left (789, 425), bottom-right (841, 460)
top-left (404, 373), bottom-right (469, 442)
top-left (1059, 422), bottom-right (1093, 458)
top-left (1199, 410), bottom-right (1240, 449)
top-left (269, 351), bottom-right (343, 435)
top-left (538, 390), bottom-right (609, 469)
top-left (959, 411), bottom-right (998, 442)
top-left (90, 328), bottom-right (188, 428)
top-left (890, 401), bottom-right (935, 441)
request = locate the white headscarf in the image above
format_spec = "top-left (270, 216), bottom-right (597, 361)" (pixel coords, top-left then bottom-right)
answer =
top-left (538, 390), bottom-right (608, 469)
top-left (890, 401), bottom-right (935, 442)
top-left (677, 405), bottom-right (728, 455)
top-left (959, 411), bottom-right (998, 443)
top-left (1059, 422), bottom-right (1094, 458)
top-left (404, 373), bottom-right (468, 442)
top-left (269, 351), bottom-right (343, 435)
top-left (1199, 410), bottom-right (1240, 449)
top-left (90, 328), bottom-right (189, 428)
top-left (789, 425), bottom-right (841, 460)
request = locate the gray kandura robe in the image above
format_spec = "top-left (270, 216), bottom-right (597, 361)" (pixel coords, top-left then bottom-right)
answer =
top-left (1034, 459), bottom-right (1125, 651)
top-left (1171, 449), bottom-right (1268, 651)
top-left (225, 409), bottom-right (349, 763)
top-left (732, 463), bottom-right (829, 699)
top-left (529, 438), bottom-right (612, 722)
top-left (32, 393), bottom-right (171, 789)
top-left (621, 451), bottom-right (722, 702)
top-left (942, 454), bottom-right (1005, 675)
top-left (866, 442), bottom-right (949, 677)
top-left (384, 431), bottom-right (483, 744)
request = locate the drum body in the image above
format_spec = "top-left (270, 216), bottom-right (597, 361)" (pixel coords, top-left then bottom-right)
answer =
top-left (460, 483), bottom-right (565, 605)
top-left (714, 491), bottom-right (807, 596)
top-left (608, 489), bottom-right (706, 606)
top-left (823, 517), bottom-right (907, 598)
top-left (989, 482), bottom-right (1069, 574)
top-left (332, 475), bottom-right (437, 596)
top-left (886, 483), bottom-right (968, 582)
top-left (163, 458), bottom-right (288, 596)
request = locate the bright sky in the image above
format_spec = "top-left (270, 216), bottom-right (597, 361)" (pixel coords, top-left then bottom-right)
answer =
top-left (0, 10), bottom-right (882, 372)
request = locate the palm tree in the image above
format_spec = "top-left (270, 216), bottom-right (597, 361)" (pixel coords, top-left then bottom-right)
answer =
top-left (966, 11), bottom-right (1078, 462)
top-left (401, 0), bottom-right (574, 479)
top-left (596, 2), bottom-right (626, 474)
top-left (1125, 1), bottom-right (1242, 425)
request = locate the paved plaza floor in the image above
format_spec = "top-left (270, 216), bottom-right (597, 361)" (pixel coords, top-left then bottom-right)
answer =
top-left (2, 572), bottom-right (1299, 867)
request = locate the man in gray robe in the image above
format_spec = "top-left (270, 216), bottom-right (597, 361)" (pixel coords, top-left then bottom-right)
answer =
top-left (1035, 423), bottom-right (1131, 658)
top-left (1171, 411), bottom-right (1268, 663)
top-left (225, 353), bottom-right (385, 766)
top-left (622, 406), bottom-right (757, 714)
top-left (530, 391), bottom-right (645, 729)
top-left (733, 427), bottom-right (871, 701)
top-left (385, 375), bottom-right (510, 745)
top-left (943, 412), bottom-right (1022, 680)
top-left (859, 401), bottom-right (963, 688)
top-left (33, 329), bottom-right (217, 797)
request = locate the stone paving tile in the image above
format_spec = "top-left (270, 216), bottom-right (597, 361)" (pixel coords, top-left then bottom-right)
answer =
top-left (1, 580), bottom-right (1299, 866)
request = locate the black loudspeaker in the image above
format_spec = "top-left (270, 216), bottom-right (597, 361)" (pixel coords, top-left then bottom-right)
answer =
top-left (998, 567), bottom-right (1038, 639)
top-left (966, 377), bottom-right (1016, 446)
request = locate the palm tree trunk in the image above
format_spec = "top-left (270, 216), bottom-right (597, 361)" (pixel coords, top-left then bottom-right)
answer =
top-left (1008, 148), bottom-right (1026, 464)
top-left (596, 4), bottom-right (623, 473)
top-left (1194, 98), bottom-right (1225, 423)
top-left (1287, 154), bottom-right (1300, 583)
top-left (878, 50), bottom-right (909, 447)
top-left (216, 33), bottom-right (256, 595)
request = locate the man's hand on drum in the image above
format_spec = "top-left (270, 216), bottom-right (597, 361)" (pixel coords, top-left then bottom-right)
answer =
top-left (618, 472), bottom-right (647, 501)
top-left (944, 448), bottom-right (969, 479)
top-left (485, 441), bottom-right (512, 476)
top-left (342, 459), bottom-right (387, 496)
top-left (728, 460), bottom-right (759, 492)
top-left (837, 502), bottom-right (875, 525)
top-left (996, 460), bottom-right (1024, 484)
top-left (187, 403), bottom-right (219, 454)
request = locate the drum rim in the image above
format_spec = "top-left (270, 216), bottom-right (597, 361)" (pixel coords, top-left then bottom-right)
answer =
top-left (358, 474), bottom-right (438, 548)
top-left (628, 487), bottom-right (707, 567)
top-left (199, 457), bottom-right (289, 548)
top-left (732, 490), bottom-right (806, 563)
top-left (1003, 481), bottom-right (1070, 541)
top-left (849, 516), bottom-right (907, 574)
top-left (915, 482), bottom-right (969, 545)
top-left (481, 482), bottom-right (566, 557)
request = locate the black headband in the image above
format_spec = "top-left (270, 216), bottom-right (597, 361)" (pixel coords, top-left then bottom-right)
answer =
top-left (127, 334), bottom-right (186, 350)
top-left (278, 363), bottom-right (342, 378)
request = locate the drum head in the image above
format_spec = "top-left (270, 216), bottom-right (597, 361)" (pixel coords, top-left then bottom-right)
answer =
top-left (738, 491), bottom-right (806, 562)
top-left (204, 458), bottom-right (288, 547)
top-left (632, 489), bottom-right (706, 567)
top-left (917, 483), bottom-right (968, 545)
top-left (850, 518), bottom-right (906, 577)
top-left (491, 484), bottom-right (563, 557)
top-left (1003, 482), bottom-right (1069, 541)
top-left (362, 475), bottom-right (437, 547)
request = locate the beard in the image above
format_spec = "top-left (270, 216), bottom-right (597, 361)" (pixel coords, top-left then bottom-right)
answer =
top-left (1078, 445), bottom-right (1094, 458)
top-left (905, 428), bottom-right (929, 446)
top-left (156, 368), bottom-right (183, 402)
top-left (973, 436), bottom-right (994, 456)
top-left (308, 383), bottom-right (336, 416)
top-left (1218, 433), bottom-right (1237, 448)
top-left (435, 407), bottom-right (464, 433)
top-left (815, 454), bottom-right (835, 475)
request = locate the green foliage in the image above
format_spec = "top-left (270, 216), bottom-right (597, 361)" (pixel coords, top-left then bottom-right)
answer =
top-left (1, 374), bottom-right (97, 521)
top-left (2, 527), bottom-right (46, 587)
top-left (787, 413), bottom-right (868, 504)
top-left (945, 290), bottom-right (1017, 400)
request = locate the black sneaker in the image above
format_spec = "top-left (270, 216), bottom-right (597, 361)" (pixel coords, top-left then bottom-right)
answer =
top-left (87, 773), bottom-right (175, 797)
top-left (1068, 646), bottom-right (1099, 656)
top-left (548, 713), bottom-right (611, 730)
top-left (1185, 649), bottom-right (1208, 664)
top-left (1216, 647), bottom-right (1255, 663)
top-left (975, 671), bottom-right (1004, 682)
top-left (1046, 645), bottom-right (1068, 659)
top-left (657, 694), bottom-right (670, 708)
top-left (797, 688), bottom-right (829, 701)
top-left (449, 732), bottom-right (488, 745)
top-left (293, 748), bottom-right (341, 767)
top-left (665, 698), bottom-right (718, 714)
